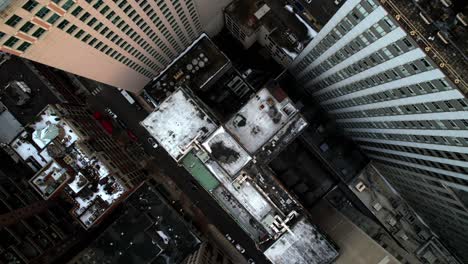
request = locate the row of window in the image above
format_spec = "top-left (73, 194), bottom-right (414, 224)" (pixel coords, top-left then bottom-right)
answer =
top-left (225, 14), bottom-right (248, 41)
top-left (111, 0), bottom-right (176, 61)
top-left (293, 0), bottom-right (379, 74)
top-left (297, 15), bottom-right (397, 86)
top-left (374, 156), bottom-right (468, 189)
top-left (0, 31), bottom-right (31, 52)
top-left (61, 22), bottom-right (153, 77)
top-left (341, 113), bottom-right (468, 132)
top-left (327, 78), bottom-right (453, 114)
top-left (383, 166), bottom-right (468, 222)
top-left (333, 96), bottom-right (468, 122)
top-left (347, 129), bottom-right (468, 148)
top-left (359, 140), bottom-right (468, 164)
top-left (310, 34), bottom-right (413, 97)
top-left (381, 165), bottom-right (468, 251)
top-left (78, 0), bottom-right (163, 71)
top-left (315, 56), bottom-right (438, 105)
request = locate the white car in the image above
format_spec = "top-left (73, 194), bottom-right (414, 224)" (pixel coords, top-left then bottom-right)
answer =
top-left (147, 137), bottom-right (159, 148)
top-left (235, 244), bottom-right (245, 254)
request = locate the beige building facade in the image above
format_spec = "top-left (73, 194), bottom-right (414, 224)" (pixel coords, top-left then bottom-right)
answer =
top-left (0, 0), bottom-right (204, 92)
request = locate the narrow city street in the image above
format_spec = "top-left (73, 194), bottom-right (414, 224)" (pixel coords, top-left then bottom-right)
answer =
top-left (87, 86), bottom-right (269, 264)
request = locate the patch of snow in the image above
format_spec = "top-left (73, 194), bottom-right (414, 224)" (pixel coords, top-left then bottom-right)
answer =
top-left (281, 47), bottom-right (299, 60)
top-left (157, 230), bottom-right (171, 244)
top-left (31, 106), bottom-right (79, 148)
top-left (11, 132), bottom-right (48, 166)
top-left (284, 5), bottom-right (318, 39)
top-left (264, 218), bottom-right (339, 264)
top-left (39, 148), bottom-right (53, 163)
top-left (68, 173), bottom-right (88, 193)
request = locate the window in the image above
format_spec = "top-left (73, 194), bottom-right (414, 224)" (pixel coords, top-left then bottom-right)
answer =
top-left (87, 18), bottom-right (97, 26)
top-left (71, 6), bottom-right (83, 16)
top-left (57, 19), bottom-right (69, 29)
top-left (93, 0), bottom-right (104, 9)
top-left (100, 6), bottom-right (110, 15)
top-left (4, 36), bottom-right (19, 47)
top-left (82, 34), bottom-right (91, 42)
top-left (17, 42), bottom-right (32, 52)
top-left (36, 7), bottom-right (50, 19)
top-left (75, 29), bottom-right (85, 38)
top-left (66, 25), bottom-right (77, 34)
top-left (0, 32), bottom-right (5, 40)
top-left (47, 13), bottom-right (60, 24)
top-left (80, 12), bottom-right (90, 22)
top-left (32, 28), bottom-right (46, 38)
top-left (61, 0), bottom-right (74, 10)
top-left (22, 0), bottom-right (38, 11)
top-left (5, 15), bottom-right (22, 27)
top-left (19, 22), bottom-right (35, 33)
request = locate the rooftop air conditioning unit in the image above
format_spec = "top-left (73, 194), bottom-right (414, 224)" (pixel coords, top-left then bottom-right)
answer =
top-left (373, 202), bottom-right (383, 211)
top-left (355, 181), bottom-right (367, 192)
top-left (386, 216), bottom-right (397, 226)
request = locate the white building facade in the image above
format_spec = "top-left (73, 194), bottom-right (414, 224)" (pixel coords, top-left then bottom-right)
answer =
top-left (289, 0), bottom-right (468, 261)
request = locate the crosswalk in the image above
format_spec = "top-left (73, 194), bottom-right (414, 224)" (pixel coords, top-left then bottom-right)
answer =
top-left (91, 85), bottom-right (103, 95)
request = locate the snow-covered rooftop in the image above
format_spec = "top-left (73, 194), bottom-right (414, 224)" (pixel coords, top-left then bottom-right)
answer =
top-left (264, 218), bottom-right (339, 264)
top-left (31, 106), bottom-right (79, 148)
top-left (141, 89), bottom-right (218, 160)
top-left (225, 88), bottom-right (298, 154)
top-left (11, 131), bottom-right (48, 167)
top-left (202, 127), bottom-right (251, 177)
top-left (233, 180), bottom-right (273, 221)
top-left (68, 173), bottom-right (88, 194)
top-left (30, 160), bottom-right (70, 199)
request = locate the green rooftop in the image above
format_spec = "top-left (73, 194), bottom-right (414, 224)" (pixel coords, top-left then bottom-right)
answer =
top-left (181, 150), bottom-right (220, 192)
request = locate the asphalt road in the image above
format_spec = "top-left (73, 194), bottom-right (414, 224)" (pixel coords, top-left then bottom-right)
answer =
top-left (87, 86), bottom-right (270, 264)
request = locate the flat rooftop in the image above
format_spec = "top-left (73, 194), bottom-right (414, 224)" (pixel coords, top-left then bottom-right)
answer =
top-left (74, 183), bottom-right (200, 264)
top-left (264, 217), bottom-right (338, 264)
top-left (143, 34), bottom-right (231, 106)
top-left (141, 88), bottom-right (218, 161)
top-left (201, 127), bottom-right (251, 177)
top-left (225, 84), bottom-right (300, 154)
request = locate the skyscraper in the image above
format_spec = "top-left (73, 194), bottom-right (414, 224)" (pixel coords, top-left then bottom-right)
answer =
top-left (289, 0), bottom-right (468, 261)
top-left (0, 0), bottom-right (204, 92)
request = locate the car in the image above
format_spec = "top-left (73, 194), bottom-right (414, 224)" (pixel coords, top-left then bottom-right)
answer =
top-left (248, 259), bottom-right (255, 264)
top-left (104, 108), bottom-right (117, 119)
top-left (235, 244), bottom-right (245, 254)
top-left (225, 233), bottom-right (232, 242)
top-left (147, 137), bottom-right (159, 148)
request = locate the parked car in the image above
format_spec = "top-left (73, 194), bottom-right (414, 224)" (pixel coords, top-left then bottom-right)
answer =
top-left (104, 108), bottom-right (117, 119)
top-left (248, 259), bottom-right (255, 264)
top-left (235, 244), bottom-right (245, 254)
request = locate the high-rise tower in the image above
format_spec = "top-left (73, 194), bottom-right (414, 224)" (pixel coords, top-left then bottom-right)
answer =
top-left (0, 0), bottom-right (204, 92)
top-left (289, 0), bottom-right (468, 261)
